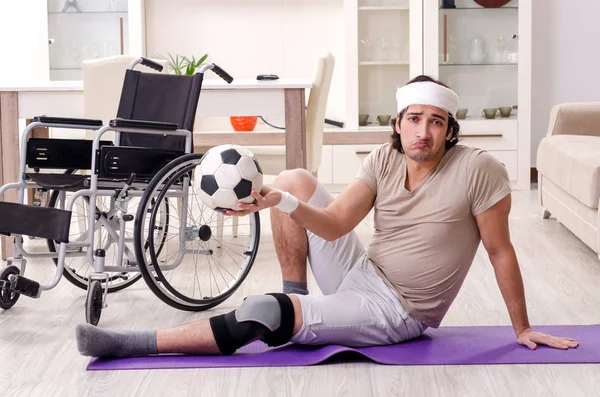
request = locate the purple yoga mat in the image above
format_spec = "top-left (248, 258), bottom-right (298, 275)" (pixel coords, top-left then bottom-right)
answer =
top-left (87, 325), bottom-right (599, 371)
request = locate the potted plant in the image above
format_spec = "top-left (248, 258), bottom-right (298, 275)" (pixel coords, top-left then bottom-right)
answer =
top-left (158, 53), bottom-right (209, 75)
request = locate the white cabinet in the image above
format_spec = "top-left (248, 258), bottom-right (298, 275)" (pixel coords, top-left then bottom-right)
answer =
top-left (344, 0), bottom-right (423, 130)
top-left (422, 0), bottom-right (531, 189)
top-left (331, 144), bottom-right (381, 184)
top-left (323, 144), bottom-right (518, 186)
top-left (46, 0), bottom-right (145, 81)
top-left (341, 0), bottom-right (531, 190)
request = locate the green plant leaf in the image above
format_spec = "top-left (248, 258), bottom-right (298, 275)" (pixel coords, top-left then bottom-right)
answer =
top-left (185, 62), bottom-right (194, 75)
top-left (156, 52), bottom-right (208, 75)
top-left (196, 53), bottom-right (208, 67)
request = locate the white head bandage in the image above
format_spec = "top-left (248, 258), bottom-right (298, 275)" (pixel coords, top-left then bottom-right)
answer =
top-left (396, 81), bottom-right (460, 116)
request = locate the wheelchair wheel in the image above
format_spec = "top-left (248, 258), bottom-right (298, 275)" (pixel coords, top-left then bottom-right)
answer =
top-left (46, 190), bottom-right (169, 293)
top-left (134, 153), bottom-right (260, 311)
top-left (0, 266), bottom-right (21, 310)
top-left (85, 280), bottom-right (103, 325)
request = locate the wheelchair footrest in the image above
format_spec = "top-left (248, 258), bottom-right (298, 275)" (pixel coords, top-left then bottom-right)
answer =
top-left (0, 202), bottom-right (72, 243)
top-left (12, 275), bottom-right (41, 298)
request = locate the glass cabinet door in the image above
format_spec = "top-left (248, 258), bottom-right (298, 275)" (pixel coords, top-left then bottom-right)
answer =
top-left (47, 0), bottom-right (129, 81)
top-left (355, 0), bottom-right (423, 130)
top-left (428, 0), bottom-right (519, 120)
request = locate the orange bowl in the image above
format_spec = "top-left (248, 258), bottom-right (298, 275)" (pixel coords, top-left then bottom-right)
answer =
top-left (230, 116), bottom-right (258, 132)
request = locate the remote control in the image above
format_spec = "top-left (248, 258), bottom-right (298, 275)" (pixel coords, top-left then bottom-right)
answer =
top-left (257, 74), bottom-right (279, 81)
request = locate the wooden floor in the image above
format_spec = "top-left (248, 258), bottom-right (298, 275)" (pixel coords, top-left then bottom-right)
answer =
top-left (1, 186), bottom-right (600, 397)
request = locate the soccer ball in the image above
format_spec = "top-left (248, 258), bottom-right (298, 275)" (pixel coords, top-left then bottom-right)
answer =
top-left (195, 144), bottom-right (263, 211)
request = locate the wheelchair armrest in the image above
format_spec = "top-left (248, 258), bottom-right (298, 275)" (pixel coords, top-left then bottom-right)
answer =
top-left (109, 118), bottom-right (179, 131)
top-left (32, 116), bottom-right (103, 127)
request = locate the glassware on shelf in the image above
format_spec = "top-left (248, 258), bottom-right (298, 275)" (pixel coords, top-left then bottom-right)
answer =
top-left (379, 38), bottom-right (389, 61)
top-left (106, 40), bottom-right (119, 57)
top-left (61, 0), bottom-right (82, 12)
top-left (108, 0), bottom-right (118, 12)
top-left (506, 34), bottom-right (518, 63)
top-left (90, 41), bottom-right (104, 59)
top-left (359, 39), bottom-right (373, 61)
top-left (391, 35), bottom-right (402, 61)
top-left (468, 36), bottom-right (487, 63)
top-left (69, 43), bottom-right (81, 68)
top-left (491, 35), bottom-right (507, 62)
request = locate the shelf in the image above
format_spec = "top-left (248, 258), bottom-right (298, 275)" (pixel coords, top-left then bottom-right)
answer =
top-left (50, 68), bottom-right (82, 71)
top-left (48, 11), bottom-right (127, 15)
top-left (458, 115), bottom-right (518, 122)
top-left (358, 6), bottom-right (409, 11)
top-left (440, 62), bottom-right (518, 66)
top-left (358, 125), bottom-right (393, 131)
top-left (359, 61), bottom-right (409, 66)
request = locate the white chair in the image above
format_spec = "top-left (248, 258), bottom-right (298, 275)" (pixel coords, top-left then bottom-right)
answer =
top-left (248, 52), bottom-right (336, 177)
top-left (217, 53), bottom-right (335, 243)
top-left (83, 55), bottom-right (168, 136)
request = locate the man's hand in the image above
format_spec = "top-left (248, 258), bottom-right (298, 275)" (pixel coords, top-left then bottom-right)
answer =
top-left (517, 328), bottom-right (579, 350)
top-left (223, 186), bottom-right (282, 216)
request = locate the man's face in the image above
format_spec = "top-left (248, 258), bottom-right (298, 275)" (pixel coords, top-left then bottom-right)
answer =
top-left (396, 104), bottom-right (452, 163)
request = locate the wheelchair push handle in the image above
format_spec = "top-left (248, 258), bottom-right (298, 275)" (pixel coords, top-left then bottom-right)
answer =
top-left (211, 63), bottom-right (234, 84)
top-left (128, 57), bottom-right (164, 72)
top-left (140, 57), bottom-right (164, 72)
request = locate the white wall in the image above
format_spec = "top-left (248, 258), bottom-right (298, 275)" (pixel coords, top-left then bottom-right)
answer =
top-left (2, 0), bottom-right (597, 160)
top-left (0, 0), bottom-right (49, 84)
top-left (144, 0), bottom-right (346, 131)
top-left (531, 0), bottom-right (600, 166)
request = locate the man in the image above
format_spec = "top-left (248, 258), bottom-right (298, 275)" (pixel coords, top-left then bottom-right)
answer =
top-left (76, 75), bottom-right (578, 358)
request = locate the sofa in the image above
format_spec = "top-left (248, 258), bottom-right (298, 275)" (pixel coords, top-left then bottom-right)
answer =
top-left (537, 102), bottom-right (600, 258)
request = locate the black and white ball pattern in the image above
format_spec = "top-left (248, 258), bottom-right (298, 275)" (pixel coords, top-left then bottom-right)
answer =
top-left (195, 144), bottom-right (263, 211)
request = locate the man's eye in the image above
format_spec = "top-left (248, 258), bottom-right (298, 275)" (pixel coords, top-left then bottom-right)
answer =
top-left (409, 117), bottom-right (418, 122)
top-left (432, 120), bottom-right (442, 125)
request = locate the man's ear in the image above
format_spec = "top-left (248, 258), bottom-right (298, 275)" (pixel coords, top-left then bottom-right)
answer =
top-left (446, 127), bottom-right (453, 141)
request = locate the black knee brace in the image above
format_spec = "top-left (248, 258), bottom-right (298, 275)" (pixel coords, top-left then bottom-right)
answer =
top-left (209, 293), bottom-right (295, 355)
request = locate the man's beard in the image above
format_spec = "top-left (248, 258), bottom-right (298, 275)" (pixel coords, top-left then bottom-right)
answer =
top-left (405, 144), bottom-right (445, 162)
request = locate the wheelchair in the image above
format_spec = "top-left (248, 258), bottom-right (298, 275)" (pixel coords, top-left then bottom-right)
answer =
top-left (0, 58), bottom-right (261, 325)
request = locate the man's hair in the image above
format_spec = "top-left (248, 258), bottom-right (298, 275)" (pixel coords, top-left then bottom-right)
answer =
top-left (390, 75), bottom-right (461, 153)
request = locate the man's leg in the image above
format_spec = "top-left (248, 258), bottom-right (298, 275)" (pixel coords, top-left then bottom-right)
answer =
top-left (271, 169), bottom-right (316, 295)
top-left (291, 257), bottom-right (426, 347)
top-left (76, 294), bottom-right (305, 357)
top-left (271, 169), bottom-right (366, 296)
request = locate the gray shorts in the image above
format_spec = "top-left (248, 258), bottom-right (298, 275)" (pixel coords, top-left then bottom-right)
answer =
top-left (290, 182), bottom-right (427, 347)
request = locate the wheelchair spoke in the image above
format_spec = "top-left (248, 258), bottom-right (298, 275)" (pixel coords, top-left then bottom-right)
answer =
top-left (135, 155), bottom-right (259, 309)
top-left (205, 248), bottom-right (236, 282)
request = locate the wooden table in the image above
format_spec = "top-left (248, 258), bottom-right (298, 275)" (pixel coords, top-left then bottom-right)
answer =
top-left (0, 79), bottom-right (311, 260)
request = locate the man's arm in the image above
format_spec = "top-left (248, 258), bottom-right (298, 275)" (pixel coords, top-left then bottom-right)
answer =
top-left (287, 179), bottom-right (375, 241)
top-left (475, 194), bottom-right (578, 350)
top-left (229, 178), bottom-right (376, 242)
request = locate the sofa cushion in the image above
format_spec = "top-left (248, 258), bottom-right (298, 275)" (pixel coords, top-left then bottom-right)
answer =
top-left (537, 135), bottom-right (600, 209)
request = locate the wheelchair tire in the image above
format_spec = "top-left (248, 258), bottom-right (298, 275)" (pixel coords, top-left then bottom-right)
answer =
top-left (85, 280), bottom-right (103, 326)
top-left (134, 153), bottom-right (260, 311)
top-left (0, 265), bottom-right (21, 310)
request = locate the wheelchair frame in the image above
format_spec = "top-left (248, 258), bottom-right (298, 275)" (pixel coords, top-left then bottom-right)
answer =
top-left (0, 58), bottom-right (260, 324)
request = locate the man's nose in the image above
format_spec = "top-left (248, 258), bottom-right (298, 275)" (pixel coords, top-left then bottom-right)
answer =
top-left (416, 121), bottom-right (431, 139)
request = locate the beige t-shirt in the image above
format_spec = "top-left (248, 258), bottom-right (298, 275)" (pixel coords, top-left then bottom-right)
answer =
top-left (356, 143), bottom-right (511, 328)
